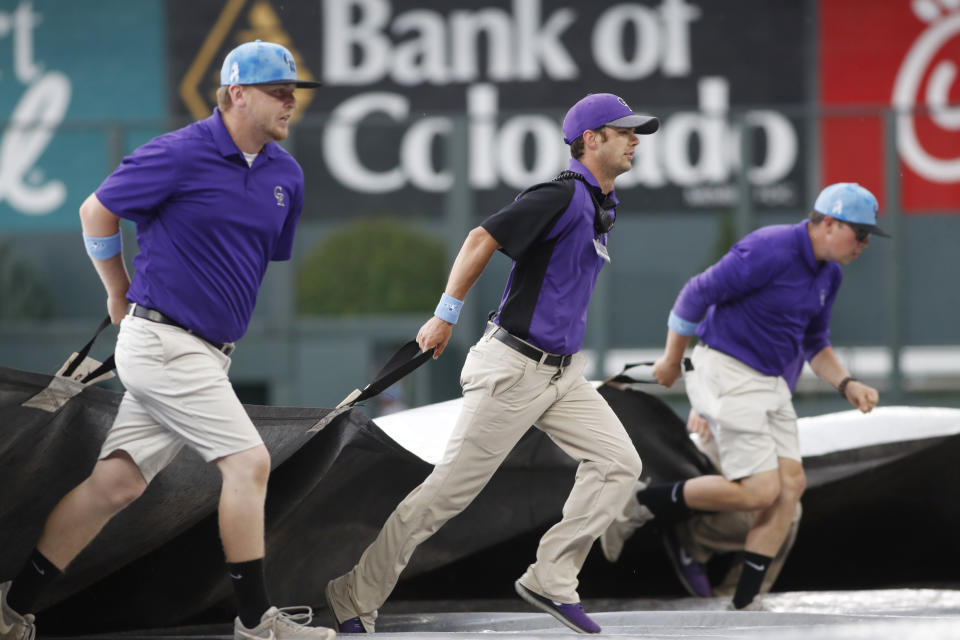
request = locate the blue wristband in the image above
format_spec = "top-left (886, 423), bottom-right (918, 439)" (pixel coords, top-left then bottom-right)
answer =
top-left (83, 231), bottom-right (122, 260)
top-left (434, 292), bottom-right (464, 325)
top-left (668, 310), bottom-right (699, 336)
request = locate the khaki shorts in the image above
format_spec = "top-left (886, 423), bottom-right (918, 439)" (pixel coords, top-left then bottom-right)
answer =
top-left (99, 315), bottom-right (263, 483)
top-left (684, 344), bottom-right (799, 481)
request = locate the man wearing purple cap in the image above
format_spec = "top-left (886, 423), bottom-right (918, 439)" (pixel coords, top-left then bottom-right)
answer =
top-left (0, 42), bottom-right (334, 640)
top-left (325, 94), bottom-right (658, 634)
top-left (605, 182), bottom-right (883, 611)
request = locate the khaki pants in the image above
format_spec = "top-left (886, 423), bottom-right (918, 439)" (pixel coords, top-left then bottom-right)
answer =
top-left (328, 332), bottom-right (643, 629)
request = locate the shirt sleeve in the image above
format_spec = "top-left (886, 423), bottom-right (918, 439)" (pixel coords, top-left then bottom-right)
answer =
top-left (480, 181), bottom-right (573, 260)
top-left (94, 136), bottom-right (179, 224)
top-left (671, 233), bottom-right (788, 325)
top-left (802, 265), bottom-right (842, 358)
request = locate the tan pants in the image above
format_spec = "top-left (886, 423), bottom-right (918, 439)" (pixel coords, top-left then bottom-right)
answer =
top-left (327, 333), bottom-right (643, 629)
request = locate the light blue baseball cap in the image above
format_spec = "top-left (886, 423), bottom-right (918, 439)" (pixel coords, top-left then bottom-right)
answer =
top-left (220, 40), bottom-right (320, 88)
top-left (813, 182), bottom-right (890, 237)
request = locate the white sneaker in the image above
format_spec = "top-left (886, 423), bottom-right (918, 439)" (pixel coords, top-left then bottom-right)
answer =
top-left (0, 582), bottom-right (36, 640)
top-left (235, 606), bottom-right (336, 640)
top-left (600, 480), bottom-right (654, 563)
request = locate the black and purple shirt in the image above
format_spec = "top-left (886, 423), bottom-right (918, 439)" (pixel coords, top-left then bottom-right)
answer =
top-left (481, 158), bottom-right (614, 355)
top-left (96, 108), bottom-right (304, 343)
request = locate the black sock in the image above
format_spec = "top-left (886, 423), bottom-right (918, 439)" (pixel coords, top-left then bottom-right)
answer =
top-left (732, 551), bottom-right (773, 609)
top-left (7, 549), bottom-right (62, 614)
top-left (637, 481), bottom-right (692, 523)
top-left (229, 558), bottom-right (270, 629)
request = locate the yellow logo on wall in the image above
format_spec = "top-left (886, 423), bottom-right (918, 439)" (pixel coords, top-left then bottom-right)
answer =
top-left (179, 0), bottom-right (316, 122)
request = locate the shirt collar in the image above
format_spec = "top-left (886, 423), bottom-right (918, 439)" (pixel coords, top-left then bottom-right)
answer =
top-left (567, 158), bottom-right (619, 206)
top-left (796, 219), bottom-right (819, 271)
top-left (208, 108), bottom-right (279, 161)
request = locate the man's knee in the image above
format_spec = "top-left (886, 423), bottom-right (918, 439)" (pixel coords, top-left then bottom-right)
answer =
top-left (89, 453), bottom-right (147, 513)
top-left (608, 446), bottom-right (643, 484)
top-left (217, 445), bottom-right (271, 488)
top-left (779, 464), bottom-right (806, 503)
top-left (739, 474), bottom-right (781, 510)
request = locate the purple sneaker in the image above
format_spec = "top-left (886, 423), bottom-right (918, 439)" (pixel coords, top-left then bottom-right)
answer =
top-left (662, 528), bottom-right (712, 598)
top-left (514, 580), bottom-right (600, 634)
top-left (336, 617), bottom-right (366, 633)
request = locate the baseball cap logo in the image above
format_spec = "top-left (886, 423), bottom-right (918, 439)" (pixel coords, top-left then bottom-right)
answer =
top-left (229, 61), bottom-right (239, 84)
top-left (832, 200), bottom-right (843, 214)
top-left (617, 96), bottom-right (629, 108)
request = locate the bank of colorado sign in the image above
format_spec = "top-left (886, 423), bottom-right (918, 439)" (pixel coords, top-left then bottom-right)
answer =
top-left (171, 0), bottom-right (810, 217)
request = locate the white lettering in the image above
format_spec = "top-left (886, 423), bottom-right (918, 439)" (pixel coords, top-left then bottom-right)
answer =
top-left (320, 78), bottom-right (799, 198)
top-left (467, 83), bottom-right (498, 188)
top-left (0, 71), bottom-right (70, 214)
top-left (497, 115), bottom-right (565, 189)
top-left (661, 77), bottom-right (729, 185)
top-left (12, 0), bottom-right (42, 83)
top-left (450, 9), bottom-right (513, 82)
top-left (593, 0), bottom-right (699, 80)
top-left (321, 0), bottom-right (577, 86)
top-left (391, 9), bottom-right (448, 85)
top-left (743, 109), bottom-right (797, 185)
top-left (323, 92), bottom-right (407, 192)
top-left (323, 0), bottom-right (392, 85)
top-left (515, 0), bottom-right (577, 80)
top-left (659, 0), bottom-right (700, 77)
top-left (402, 116), bottom-right (452, 190)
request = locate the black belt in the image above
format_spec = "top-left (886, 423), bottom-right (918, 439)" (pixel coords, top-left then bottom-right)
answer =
top-left (485, 324), bottom-right (572, 367)
top-left (128, 304), bottom-right (235, 356)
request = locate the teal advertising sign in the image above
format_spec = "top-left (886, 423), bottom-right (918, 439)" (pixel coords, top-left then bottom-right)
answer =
top-left (0, 0), bottom-right (166, 232)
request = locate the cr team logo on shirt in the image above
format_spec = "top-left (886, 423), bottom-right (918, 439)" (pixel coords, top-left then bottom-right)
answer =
top-left (274, 186), bottom-right (285, 207)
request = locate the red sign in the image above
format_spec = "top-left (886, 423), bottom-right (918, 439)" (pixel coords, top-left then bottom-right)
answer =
top-left (820, 0), bottom-right (960, 213)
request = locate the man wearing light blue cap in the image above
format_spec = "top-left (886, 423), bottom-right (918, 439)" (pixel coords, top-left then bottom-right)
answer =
top-left (601, 182), bottom-right (883, 612)
top-left (0, 42), bottom-right (333, 640)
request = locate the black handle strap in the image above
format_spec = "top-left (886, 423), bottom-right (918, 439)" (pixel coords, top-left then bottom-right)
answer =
top-left (354, 340), bottom-right (435, 404)
top-left (61, 315), bottom-right (117, 382)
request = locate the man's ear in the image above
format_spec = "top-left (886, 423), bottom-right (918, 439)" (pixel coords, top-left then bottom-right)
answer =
top-left (229, 84), bottom-right (247, 106)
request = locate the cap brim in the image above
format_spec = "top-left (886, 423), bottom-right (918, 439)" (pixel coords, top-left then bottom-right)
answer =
top-left (606, 114), bottom-right (660, 135)
top-left (248, 79), bottom-right (322, 88)
top-left (845, 220), bottom-right (891, 238)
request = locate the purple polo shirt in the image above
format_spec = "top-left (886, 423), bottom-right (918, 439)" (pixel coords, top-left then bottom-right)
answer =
top-left (96, 109), bottom-right (304, 343)
top-left (671, 221), bottom-right (841, 377)
top-left (481, 158), bottom-right (614, 354)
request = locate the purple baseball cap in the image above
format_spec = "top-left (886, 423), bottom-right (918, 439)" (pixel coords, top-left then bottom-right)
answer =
top-left (220, 40), bottom-right (321, 88)
top-left (562, 93), bottom-right (659, 144)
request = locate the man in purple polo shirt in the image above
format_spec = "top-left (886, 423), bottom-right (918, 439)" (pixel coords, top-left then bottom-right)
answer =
top-left (617, 183), bottom-right (883, 611)
top-left (0, 42), bottom-right (335, 640)
top-left (325, 94), bottom-right (658, 635)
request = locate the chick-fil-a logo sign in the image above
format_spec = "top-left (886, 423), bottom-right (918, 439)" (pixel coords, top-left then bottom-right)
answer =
top-left (821, 0), bottom-right (960, 212)
top-left (892, 1), bottom-right (960, 184)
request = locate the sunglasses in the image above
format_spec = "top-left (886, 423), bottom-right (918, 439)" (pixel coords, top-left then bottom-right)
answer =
top-left (843, 222), bottom-right (871, 242)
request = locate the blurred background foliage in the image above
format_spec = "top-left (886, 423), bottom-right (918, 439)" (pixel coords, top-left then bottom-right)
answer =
top-left (297, 218), bottom-right (447, 315)
top-left (0, 241), bottom-right (54, 321)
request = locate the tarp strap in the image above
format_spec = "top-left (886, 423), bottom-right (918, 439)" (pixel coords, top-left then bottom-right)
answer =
top-left (61, 315), bottom-right (115, 380)
top-left (355, 340), bottom-right (435, 403)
